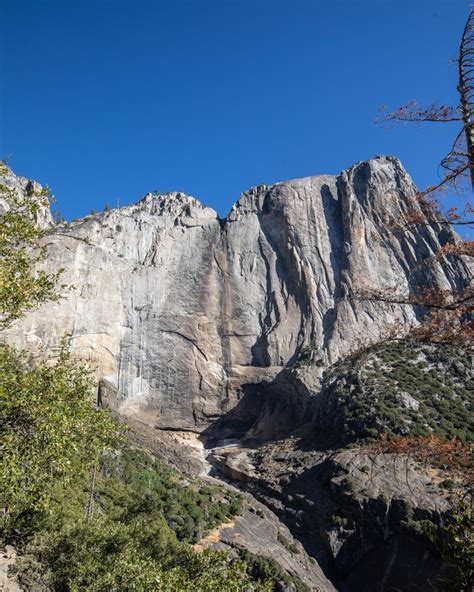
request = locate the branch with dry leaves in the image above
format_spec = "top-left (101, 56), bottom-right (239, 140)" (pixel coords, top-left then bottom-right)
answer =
top-left (378, 10), bottom-right (474, 202)
top-left (367, 11), bottom-right (474, 344)
top-left (365, 432), bottom-right (473, 490)
top-left (351, 286), bottom-right (473, 344)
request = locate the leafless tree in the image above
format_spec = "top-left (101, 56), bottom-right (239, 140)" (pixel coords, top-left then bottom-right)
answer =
top-left (370, 9), bottom-right (474, 343)
top-left (379, 9), bottom-right (474, 222)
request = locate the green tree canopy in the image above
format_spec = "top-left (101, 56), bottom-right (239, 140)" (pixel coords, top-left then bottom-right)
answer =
top-left (0, 162), bottom-right (63, 329)
top-left (0, 340), bottom-right (123, 530)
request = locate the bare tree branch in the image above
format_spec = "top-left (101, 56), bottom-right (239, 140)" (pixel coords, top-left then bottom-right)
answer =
top-left (458, 9), bottom-right (474, 188)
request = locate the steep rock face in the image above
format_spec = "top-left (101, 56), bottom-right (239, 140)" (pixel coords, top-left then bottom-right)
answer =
top-left (0, 165), bottom-right (53, 229)
top-left (3, 157), bottom-right (472, 430)
top-left (210, 439), bottom-right (456, 592)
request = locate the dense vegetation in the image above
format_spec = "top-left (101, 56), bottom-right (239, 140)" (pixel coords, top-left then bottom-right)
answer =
top-left (9, 441), bottom-right (268, 591)
top-left (1, 341), bottom-right (122, 530)
top-left (238, 549), bottom-right (311, 592)
top-left (0, 166), bottom-right (282, 591)
top-left (0, 340), bottom-right (277, 591)
top-left (317, 340), bottom-right (473, 446)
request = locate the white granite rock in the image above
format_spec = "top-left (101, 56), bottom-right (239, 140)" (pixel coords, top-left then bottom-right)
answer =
top-left (2, 157), bottom-right (472, 430)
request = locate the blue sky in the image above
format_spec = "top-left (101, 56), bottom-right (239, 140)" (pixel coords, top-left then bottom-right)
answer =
top-left (0, 0), bottom-right (470, 220)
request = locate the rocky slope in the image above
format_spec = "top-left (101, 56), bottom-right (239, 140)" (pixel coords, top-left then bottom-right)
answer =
top-left (206, 340), bottom-right (472, 591)
top-left (209, 437), bottom-right (459, 591)
top-left (2, 156), bottom-right (472, 433)
top-left (2, 158), bottom-right (472, 591)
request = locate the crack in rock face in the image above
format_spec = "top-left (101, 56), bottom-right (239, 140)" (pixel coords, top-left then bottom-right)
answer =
top-left (2, 156), bottom-right (472, 432)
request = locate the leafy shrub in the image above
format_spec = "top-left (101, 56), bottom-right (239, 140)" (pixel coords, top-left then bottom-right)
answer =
top-left (0, 340), bottom-right (123, 531)
top-left (0, 167), bottom-right (64, 329)
top-left (277, 531), bottom-right (299, 554)
top-left (400, 499), bottom-right (473, 592)
top-left (0, 332), bottom-right (268, 591)
top-left (11, 440), bottom-right (268, 592)
top-left (17, 519), bottom-right (271, 592)
top-left (329, 515), bottom-right (349, 528)
top-left (99, 446), bottom-right (243, 543)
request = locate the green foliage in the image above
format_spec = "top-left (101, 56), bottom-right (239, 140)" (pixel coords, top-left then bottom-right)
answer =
top-left (400, 498), bottom-right (473, 591)
top-left (0, 334), bottom-right (257, 589)
top-left (2, 379), bottom-right (273, 592)
top-left (0, 339), bottom-right (123, 530)
top-left (400, 517), bottom-right (437, 539)
top-left (17, 518), bottom-right (271, 592)
top-left (238, 549), bottom-right (310, 592)
top-left (12, 443), bottom-right (269, 592)
top-left (276, 531), bottom-right (299, 554)
top-left (342, 476), bottom-right (358, 492)
top-left (0, 164), bottom-right (63, 328)
top-left (0, 346), bottom-right (264, 592)
top-left (433, 498), bottom-right (473, 591)
top-left (440, 479), bottom-right (456, 490)
top-left (329, 515), bottom-right (349, 529)
top-left (295, 346), bottom-right (324, 368)
top-left (99, 446), bottom-right (243, 543)
top-left (320, 340), bottom-right (473, 446)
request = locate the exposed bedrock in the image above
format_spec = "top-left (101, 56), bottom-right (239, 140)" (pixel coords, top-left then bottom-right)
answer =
top-left (209, 440), bottom-right (454, 592)
top-left (2, 158), bottom-right (472, 591)
top-left (201, 340), bottom-right (472, 591)
top-left (2, 156), bottom-right (472, 431)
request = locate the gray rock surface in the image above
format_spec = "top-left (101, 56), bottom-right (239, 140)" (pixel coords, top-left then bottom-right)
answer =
top-left (0, 165), bottom-right (53, 229)
top-left (0, 545), bottom-right (22, 592)
top-left (107, 423), bottom-right (335, 591)
top-left (195, 501), bottom-right (335, 591)
top-left (210, 439), bottom-right (456, 592)
top-left (2, 157), bottom-right (472, 431)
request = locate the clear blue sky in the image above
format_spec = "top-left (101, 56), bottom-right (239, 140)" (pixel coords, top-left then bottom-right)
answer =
top-left (0, 0), bottom-right (470, 220)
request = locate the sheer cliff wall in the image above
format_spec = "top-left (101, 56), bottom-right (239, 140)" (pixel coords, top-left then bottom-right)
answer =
top-left (3, 157), bottom-right (471, 430)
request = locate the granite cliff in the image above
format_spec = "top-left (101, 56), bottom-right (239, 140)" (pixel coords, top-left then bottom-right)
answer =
top-left (2, 156), bottom-right (471, 435)
top-left (2, 157), bottom-right (473, 591)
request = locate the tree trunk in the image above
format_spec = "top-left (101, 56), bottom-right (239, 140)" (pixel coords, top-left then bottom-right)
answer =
top-left (458, 9), bottom-right (474, 189)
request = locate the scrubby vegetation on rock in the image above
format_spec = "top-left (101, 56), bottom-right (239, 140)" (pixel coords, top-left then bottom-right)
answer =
top-left (10, 444), bottom-right (272, 592)
top-left (0, 341), bottom-right (276, 590)
top-left (0, 341), bottom-right (123, 531)
top-left (238, 549), bottom-right (311, 592)
top-left (315, 340), bottom-right (473, 446)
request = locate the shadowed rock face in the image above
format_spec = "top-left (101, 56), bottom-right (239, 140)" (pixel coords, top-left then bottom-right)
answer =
top-left (3, 156), bottom-right (472, 430)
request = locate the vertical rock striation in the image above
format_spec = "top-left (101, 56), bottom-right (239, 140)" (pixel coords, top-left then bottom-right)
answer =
top-left (2, 156), bottom-right (472, 430)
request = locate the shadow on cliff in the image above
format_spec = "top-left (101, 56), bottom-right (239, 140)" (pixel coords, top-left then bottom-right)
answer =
top-left (201, 391), bottom-right (449, 592)
top-left (197, 361), bottom-right (450, 592)
top-left (272, 459), bottom-right (448, 591)
top-left (199, 367), bottom-right (315, 447)
top-left (198, 362), bottom-right (341, 452)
